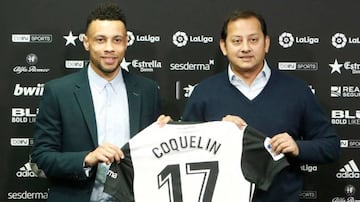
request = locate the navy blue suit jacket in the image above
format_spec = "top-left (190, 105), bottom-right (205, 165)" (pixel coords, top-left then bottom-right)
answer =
top-left (32, 68), bottom-right (160, 202)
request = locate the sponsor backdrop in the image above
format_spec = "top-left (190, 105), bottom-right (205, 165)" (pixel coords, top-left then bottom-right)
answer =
top-left (1, 0), bottom-right (359, 201)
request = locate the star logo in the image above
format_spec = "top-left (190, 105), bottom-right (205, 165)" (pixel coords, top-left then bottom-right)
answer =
top-left (329, 59), bottom-right (343, 74)
top-left (120, 58), bottom-right (131, 72)
top-left (63, 31), bottom-right (78, 46)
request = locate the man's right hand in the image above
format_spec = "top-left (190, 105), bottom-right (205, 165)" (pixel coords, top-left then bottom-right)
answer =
top-left (222, 115), bottom-right (247, 129)
top-left (84, 142), bottom-right (124, 167)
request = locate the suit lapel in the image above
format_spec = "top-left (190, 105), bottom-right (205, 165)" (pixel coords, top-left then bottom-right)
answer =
top-left (73, 68), bottom-right (98, 146)
top-left (123, 70), bottom-right (141, 137)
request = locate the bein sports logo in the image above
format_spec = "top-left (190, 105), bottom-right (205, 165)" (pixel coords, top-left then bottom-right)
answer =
top-left (10, 138), bottom-right (33, 146)
top-left (12, 34), bottom-right (52, 43)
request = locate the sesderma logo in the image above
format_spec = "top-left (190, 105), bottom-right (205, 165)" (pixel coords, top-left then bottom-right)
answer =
top-left (107, 169), bottom-right (118, 179)
top-left (8, 191), bottom-right (48, 200)
top-left (336, 160), bottom-right (360, 178)
top-left (170, 60), bottom-right (214, 71)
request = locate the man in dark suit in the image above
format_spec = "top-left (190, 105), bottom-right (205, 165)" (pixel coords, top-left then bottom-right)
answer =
top-left (31, 3), bottom-right (169, 202)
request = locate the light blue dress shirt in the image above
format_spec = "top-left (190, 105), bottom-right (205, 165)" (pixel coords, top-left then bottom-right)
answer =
top-left (87, 66), bottom-right (130, 202)
top-left (228, 60), bottom-right (271, 100)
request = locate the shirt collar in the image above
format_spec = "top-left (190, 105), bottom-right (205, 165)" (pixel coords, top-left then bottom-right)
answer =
top-left (228, 60), bottom-right (271, 85)
top-left (87, 65), bottom-right (125, 94)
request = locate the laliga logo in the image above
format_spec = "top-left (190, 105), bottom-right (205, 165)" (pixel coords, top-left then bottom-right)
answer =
top-left (332, 33), bottom-right (347, 48)
top-left (173, 31), bottom-right (188, 47)
top-left (279, 32), bottom-right (294, 48)
top-left (127, 31), bottom-right (135, 46)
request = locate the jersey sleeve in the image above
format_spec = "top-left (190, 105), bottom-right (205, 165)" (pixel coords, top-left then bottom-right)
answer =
top-left (241, 126), bottom-right (290, 191)
top-left (103, 143), bottom-right (135, 202)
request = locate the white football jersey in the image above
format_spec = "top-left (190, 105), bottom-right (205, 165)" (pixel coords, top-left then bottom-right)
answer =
top-left (104, 121), bottom-right (289, 202)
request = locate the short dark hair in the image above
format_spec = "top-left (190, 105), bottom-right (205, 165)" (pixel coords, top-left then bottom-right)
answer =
top-left (85, 2), bottom-right (127, 33)
top-left (220, 10), bottom-right (267, 40)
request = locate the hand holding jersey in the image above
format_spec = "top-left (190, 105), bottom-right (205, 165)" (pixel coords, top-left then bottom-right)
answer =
top-left (103, 121), bottom-right (289, 202)
top-left (222, 115), bottom-right (299, 157)
top-left (84, 115), bottom-right (171, 167)
top-left (222, 114), bottom-right (247, 129)
top-left (270, 132), bottom-right (299, 157)
top-left (84, 142), bottom-right (125, 167)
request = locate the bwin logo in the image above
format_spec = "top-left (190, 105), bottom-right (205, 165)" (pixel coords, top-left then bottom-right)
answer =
top-left (127, 31), bottom-right (135, 46)
top-left (173, 31), bottom-right (188, 47)
top-left (279, 32), bottom-right (294, 48)
top-left (332, 33), bottom-right (347, 49)
top-left (14, 83), bottom-right (44, 96)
